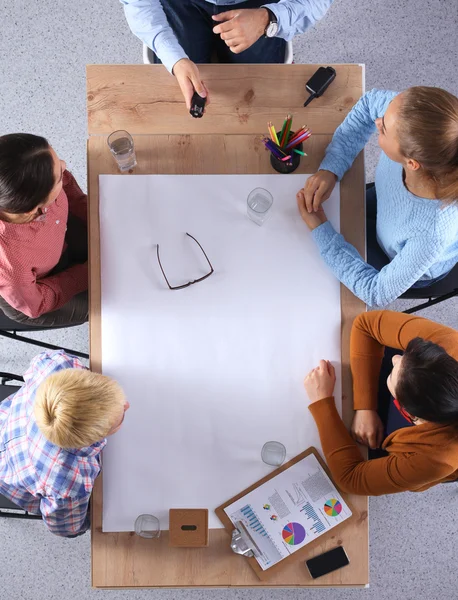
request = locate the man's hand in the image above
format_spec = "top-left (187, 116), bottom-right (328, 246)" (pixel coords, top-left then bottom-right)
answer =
top-left (172, 58), bottom-right (208, 111)
top-left (212, 9), bottom-right (270, 54)
top-left (304, 360), bottom-right (336, 404)
top-left (296, 189), bottom-right (328, 231)
top-left (303, 170), bottom-right (337, 213)
top-left (351, 410), bottom-right (384, 449)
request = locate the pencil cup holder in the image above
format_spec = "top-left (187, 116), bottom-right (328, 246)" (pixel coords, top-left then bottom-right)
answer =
top-left (270, 131), bottom-right (303, 174)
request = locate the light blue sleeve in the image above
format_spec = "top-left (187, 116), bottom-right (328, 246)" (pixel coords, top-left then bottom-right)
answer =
top-left (263, 0), bottom-right (334, 39)
top-left (319, 89), bottom-right (399, 180)
top-left (311, 221), bottom-right (443, 307)
top-left (120, 0), bottom-right (187, 73)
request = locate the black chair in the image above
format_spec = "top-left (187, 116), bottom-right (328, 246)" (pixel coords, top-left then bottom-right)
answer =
top-left (0, 310), bottom-right (88, 360)
top-left (0, 374), bottom-right (42, 519)
top-left (400, 262), bottom-right (458, 315)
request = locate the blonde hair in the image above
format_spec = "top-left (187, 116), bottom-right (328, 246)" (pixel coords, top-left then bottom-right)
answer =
top-left (397, 86), bottom-right (458, 202)
top-left (34, 369), bottom-right (125, 449)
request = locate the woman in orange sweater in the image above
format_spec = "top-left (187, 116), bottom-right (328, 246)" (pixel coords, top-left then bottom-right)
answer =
top-left (305, 310), bottom-right (458, 495)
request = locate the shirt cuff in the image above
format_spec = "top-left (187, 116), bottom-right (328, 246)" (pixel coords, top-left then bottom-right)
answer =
top-left (308, 396), bottom-right (336, 421)
top-left (262, 4), bottom-right (290, 40)
top-left (154, 33), bottom-right (188, 73)
top-left (318, 157), bottom-right (345, 181)
top-left (311, 220), bottom-right (337, 248)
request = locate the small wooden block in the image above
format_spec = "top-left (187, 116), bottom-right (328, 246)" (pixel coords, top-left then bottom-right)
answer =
top-left (169, 509), bottom-right (209, 548)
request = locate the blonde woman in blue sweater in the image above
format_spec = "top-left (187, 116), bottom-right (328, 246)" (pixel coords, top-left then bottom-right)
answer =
top-left (296, 87), bottom-right (458, 307)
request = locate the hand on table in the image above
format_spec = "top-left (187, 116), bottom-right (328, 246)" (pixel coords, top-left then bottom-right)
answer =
top-left (296, 189), bottom-right (328, 231)
top-left (172, 58), bottom-right (209, 111)
top-left (212, 8), bottom-right (270, 54)
top-left (303, 170), bottom-right (338, 213)
top-left (304, 360), bottom-right (336, 404)
top-left (351, 410), bottom-right (384, 449)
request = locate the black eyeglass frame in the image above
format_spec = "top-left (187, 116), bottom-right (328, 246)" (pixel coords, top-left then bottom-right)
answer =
top-left (156, 232), bottom-right (214, 290)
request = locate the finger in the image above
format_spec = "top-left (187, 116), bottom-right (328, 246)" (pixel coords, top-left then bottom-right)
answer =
top-left (219, 31), bottom-right (240, 42)
top-left (304, 182), bottom-right (319, 213)
top-left (367, 432), bottom-right (377, 449)
top-left (313, 181), bottom-right (332, 211)
top-left (326, 360), bottom-right (336, 379)
top-left (225, 37), bottom-right (244, 49)
top-left (296, 191), bottom-right (308, 219)
top-left (229, 43), bottom-right (248, 54)
top-left (212, 10), bottom-right (236, 22)
top-left (318, 359), bottom-right (328, 371)
top-left (190, 73), bottom-right (207, 99)
top-left (312, 182), bottom-right (328, 211)
top-left (179, 78), bottom-right (195, 110)
top-left (213, 21), bottom-right (236, 34)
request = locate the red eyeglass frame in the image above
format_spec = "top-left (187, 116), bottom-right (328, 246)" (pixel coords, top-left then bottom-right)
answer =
top-left (393, 398), bottom-right (415, 424)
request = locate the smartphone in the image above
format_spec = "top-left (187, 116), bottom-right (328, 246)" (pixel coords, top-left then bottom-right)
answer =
top-left (189, 92), bottom-right (206, 118)
top-left (305, 546), bottom-right (350, 579)
top-left (305, 66), bottom-right (336, 98)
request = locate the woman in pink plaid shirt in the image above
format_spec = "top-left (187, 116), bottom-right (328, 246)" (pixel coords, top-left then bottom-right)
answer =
top-left (0, 133), bottom-right (89, 326)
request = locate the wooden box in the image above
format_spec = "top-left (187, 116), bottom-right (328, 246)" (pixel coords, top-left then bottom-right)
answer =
top-left (169, 509), bottom-right (209, 548)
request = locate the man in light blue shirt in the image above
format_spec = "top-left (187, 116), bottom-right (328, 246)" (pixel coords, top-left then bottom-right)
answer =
top-left (121, 0), bottom-right (333, 110)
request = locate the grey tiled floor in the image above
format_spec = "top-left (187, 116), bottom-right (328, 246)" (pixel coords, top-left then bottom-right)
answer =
top-left (0, 0), bottom-right (458, 598)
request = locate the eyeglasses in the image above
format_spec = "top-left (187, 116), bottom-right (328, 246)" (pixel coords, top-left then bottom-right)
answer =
top-left (393, 398), bottom-right (415, 424)
top-left (156, 232), bottom-right (214, 290)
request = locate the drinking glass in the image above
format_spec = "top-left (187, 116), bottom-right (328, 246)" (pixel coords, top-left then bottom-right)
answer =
top-left (134, 514), bottom-right (161, 539)
top-left (247, 188), bottom-right (273, 226)
top-left (107, 130), bottom-right (137, 172)
top-left (261, 441), bottom-right (286, 467)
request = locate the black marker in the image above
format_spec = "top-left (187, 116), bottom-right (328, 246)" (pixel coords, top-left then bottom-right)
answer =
top-left (189, 92), bottom-right (207, 118)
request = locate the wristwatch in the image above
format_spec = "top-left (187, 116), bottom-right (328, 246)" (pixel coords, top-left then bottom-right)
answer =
top-left (264, 8), bottom-right (278, 38)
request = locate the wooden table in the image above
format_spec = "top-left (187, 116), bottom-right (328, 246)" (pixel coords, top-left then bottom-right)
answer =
top-left (87, 64), bottom-right (367, 588)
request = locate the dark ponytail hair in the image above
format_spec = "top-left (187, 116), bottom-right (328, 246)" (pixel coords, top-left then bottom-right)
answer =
top-left (0, 133), bottom-right (55, 214)
top-left (396, 337), bottom-right (458, 424)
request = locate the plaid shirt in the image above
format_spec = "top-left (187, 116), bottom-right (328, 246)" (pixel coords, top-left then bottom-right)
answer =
top-left (0, 351), bottom-right (106, 537)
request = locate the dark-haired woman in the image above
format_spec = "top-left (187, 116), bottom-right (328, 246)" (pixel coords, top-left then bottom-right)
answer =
top-left (0, 133), bottom-right (88, 326)
top-left (304, 311), bottom-right (458, 495)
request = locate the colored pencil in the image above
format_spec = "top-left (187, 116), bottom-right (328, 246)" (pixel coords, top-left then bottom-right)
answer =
top-left (278, 115), bottom-right (289, 146)
top-left (293, 149), bottom-right (307, 156)
top-left (284, 132), bottom-right (311, 150)
top-left (280, 114), bottom-right (292, 147)
top-left (268, 122), bottom-right (280, 145)
top-left (288, 127), bottom-right (310, 144)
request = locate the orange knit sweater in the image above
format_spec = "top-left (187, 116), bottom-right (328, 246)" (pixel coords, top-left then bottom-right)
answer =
top-left (309, 310), bottom-right (458, 495)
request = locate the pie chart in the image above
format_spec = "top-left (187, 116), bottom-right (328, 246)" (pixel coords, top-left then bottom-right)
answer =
top-left (324, 498), bottom-right (343, 517)
top-left (282, 522), bottom-right (306, 545)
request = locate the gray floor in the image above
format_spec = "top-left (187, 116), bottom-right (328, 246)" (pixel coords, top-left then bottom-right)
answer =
top-left (1, 0), bottom-right (458, 598)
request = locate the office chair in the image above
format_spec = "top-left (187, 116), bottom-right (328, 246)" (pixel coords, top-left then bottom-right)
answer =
top-left (0, 374), bottom-right (42, 519)
top-left (143, 39), bottom-right (294, 65)
top-left (0, 310), bottom-right (88, 360)
top-left (401, 262), bottom-right (458, 315)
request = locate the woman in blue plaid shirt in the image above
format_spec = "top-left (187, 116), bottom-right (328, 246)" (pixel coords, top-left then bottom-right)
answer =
top-left (0, 350), bottom-right (128, 537)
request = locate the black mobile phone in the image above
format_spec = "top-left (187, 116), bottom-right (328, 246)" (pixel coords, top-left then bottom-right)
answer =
top-left (305, 546), bottom-right (350, 579)
top-left (189, 92), bottom-right (206, 118)
top-left (304, 66), bottom-right (336, 107)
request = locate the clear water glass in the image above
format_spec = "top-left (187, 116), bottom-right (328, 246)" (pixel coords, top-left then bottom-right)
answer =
top-left (134, 514), bottom-right (161, 539)
top-left (261, 441), bottom-right (286, 467)
top-left (107, 130), bottom-right (137, 172)
top-left (247, 188), bottom-right (274, 226)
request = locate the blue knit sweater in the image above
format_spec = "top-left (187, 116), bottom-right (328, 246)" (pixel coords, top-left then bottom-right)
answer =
top-left (312, 89), bottom-right (458, 307)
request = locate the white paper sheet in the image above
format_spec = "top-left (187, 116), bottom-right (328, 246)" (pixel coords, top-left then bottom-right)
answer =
top-left (224, 453), bottom-right (352, 570)
top-left (99, 174), bottom-right (341, 532)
